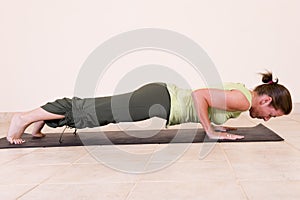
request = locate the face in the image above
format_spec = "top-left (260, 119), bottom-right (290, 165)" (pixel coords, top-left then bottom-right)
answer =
top-left (249, 94), bottom-right (284, 121)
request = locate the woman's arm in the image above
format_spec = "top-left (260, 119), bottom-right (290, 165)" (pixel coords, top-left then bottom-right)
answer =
top-left (191, 88), bottom-right (249, 140)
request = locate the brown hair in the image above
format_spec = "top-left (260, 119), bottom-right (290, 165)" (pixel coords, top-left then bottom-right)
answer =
top-left (254, 71), bottom-right (292, 114)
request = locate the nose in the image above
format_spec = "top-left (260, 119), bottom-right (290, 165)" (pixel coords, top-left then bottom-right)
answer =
top-left (263, 116), bottom-right (270, 121)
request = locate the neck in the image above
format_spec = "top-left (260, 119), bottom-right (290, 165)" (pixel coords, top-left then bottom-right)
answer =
top-left (250, 90), bottom-right (258, 109)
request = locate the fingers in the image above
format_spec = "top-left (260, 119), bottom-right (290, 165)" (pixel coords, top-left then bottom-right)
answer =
top-left (214, 126), bottom-right (238, 132)
top-left (214, 126), bottom-right (226, 132)
top-left (207, 132), bottom-right (244, 140)
top-left (224, 126), bottom-right (238, 131)
top-left (222, 133), bottom-right (244, 140)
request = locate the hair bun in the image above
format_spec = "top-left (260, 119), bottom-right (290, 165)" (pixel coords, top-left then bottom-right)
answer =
top-left (260, 71), bottom-right (279, 84)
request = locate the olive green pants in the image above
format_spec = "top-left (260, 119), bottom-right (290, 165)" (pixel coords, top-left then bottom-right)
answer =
top-left (41, 83), bottom-right (171, 129)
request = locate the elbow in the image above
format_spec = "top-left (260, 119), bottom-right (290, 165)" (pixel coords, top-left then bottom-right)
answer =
top-left (191, 90), bottom-right (199, 102)
top-left (191, 90), bottom-right (197, 99)
top-left (191, 89), bottom-right (200, 98)
top-left (192, 89), bottom-right (205, 100)
top-left (192, 89), bottom-right (207, 105)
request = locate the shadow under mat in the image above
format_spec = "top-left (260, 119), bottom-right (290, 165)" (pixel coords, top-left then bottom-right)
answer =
top-left (0, 124), bottom-right (283, 149)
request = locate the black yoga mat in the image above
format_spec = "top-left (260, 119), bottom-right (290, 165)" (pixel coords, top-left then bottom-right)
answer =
top-left (0, 124), bottom-right (283, 149)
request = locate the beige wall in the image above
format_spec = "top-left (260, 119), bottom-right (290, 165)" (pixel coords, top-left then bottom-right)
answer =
top-left (1, 0), bottom-right (299, 111)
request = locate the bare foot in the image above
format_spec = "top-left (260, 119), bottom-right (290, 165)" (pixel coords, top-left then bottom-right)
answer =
top-left (6, 113), bottom-right (29, 145)
top-left (32, 132), bottom-right (46, 138)
top-left (7, 137), bottom-right (26, 144)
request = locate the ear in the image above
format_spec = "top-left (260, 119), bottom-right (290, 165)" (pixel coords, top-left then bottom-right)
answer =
top-left (259, 95), bottom-right (272, 106)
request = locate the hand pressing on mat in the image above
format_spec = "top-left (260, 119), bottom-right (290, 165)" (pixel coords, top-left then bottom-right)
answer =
top-left (206, 131), bottom-right (244, 140)
top-left (214, 126), bottom-right (238, 132)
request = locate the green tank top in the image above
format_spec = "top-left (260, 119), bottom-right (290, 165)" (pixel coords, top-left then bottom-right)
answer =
top-left (166, 82), bottom-right (252, 126)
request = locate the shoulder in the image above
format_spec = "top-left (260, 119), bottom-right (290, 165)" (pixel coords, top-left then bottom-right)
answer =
top-left (222, 83), bottom-right (252, 111)
top-left (224, 82), bottom-right (252, 104)
top-left (223, 82), bottom-right (247, 90)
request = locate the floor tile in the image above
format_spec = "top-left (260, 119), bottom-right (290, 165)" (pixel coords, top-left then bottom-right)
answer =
top-left (0, 122), bottom-right (9, 138)
top-left (241, 180), bottom-right (300, 200)
top-left (181, 143), bottom-right (227, 162)
top-left (274, 160), bottom-right (300, 181)
top-left (222, 116), bottom-right (257, 127)
top-left (223, 142), bottom-right (300, 163)
top-left (87, 145), bottom-right (156, 173)
top-left (19, 183), bottom-right (134, 200)
top-left (0, 148), bottom-right (36, 165)
top-left (74, 152), bottom-right (100, 164)
top-left (222, 142), bottom-right (299, 181)
top-left (0, 184), bottom-right (36, 200)
top-left (128, 181), bottom-right (246, 200)
top-left (141, 160), bottom-right (235, 181)
top-left (45, 163), bottom-right (140, 184)
top-left (0, 164), bottom-right (68, 185)
top-left (152, 143), bottom-right (227, 162)
top-left (230, 162), bottom-right (287, 181)
top-left (7, 148), bottom-right (87, 166)
top-left (149, 143), bottom-right (196, 163)
top-left (287, 114), bottom-right (300, 123)
top-left (265, 123), bottom-right (300, 133)
top-left (285, 138), bottom-right (300, 151)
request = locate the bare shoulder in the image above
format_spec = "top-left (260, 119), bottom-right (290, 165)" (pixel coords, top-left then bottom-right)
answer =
top-left (225, 89), bottom-right (251, 111)
top-left (192, 88), bottom-right (251, 112)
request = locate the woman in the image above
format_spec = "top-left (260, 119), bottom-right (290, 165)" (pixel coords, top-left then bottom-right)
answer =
top-left (6, 72), bottom-right (292, 144)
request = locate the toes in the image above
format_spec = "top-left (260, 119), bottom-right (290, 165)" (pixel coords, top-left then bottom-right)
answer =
top-left (12, 139), bottom-right (25, 144)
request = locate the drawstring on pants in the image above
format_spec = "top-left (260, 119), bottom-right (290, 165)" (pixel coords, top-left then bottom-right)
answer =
top-left (59, 126), bottom-right (77, 143)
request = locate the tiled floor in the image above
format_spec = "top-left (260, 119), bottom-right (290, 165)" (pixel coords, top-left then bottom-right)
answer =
top-left (0, 113), bottom-right (300, 200)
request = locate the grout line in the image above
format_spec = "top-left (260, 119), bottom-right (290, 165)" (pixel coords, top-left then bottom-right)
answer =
top-left (260, 121), bottom-right (300, 152)
top-left (16, 184), bottom-right (40, 200)
top-left (16, 163), bottom-right (73, 199)
top-left (1, 149), bottom-right (37, 166)
top-left (283, 140), bottom-right (300, 152)
top-left (141, 143), bottom-right (161, 173)
top-left (125, 182), bottom-right (138, 200)
top-left (286, 116), bottom-right (300, 124)
top-left (70, 148), bottom-right (93, 164)
top-left (219, 144), bottom-right (250, 200)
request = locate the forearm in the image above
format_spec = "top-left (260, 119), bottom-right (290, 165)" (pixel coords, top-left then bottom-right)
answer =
top-left (192, 92), bottom-right (214, 135)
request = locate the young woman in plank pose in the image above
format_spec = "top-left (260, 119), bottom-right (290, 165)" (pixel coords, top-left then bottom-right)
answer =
top-left (6, 72), bottom-right (292, 144)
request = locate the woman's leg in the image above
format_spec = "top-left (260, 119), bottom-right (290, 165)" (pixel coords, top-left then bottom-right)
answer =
top-left (7, 107), bottom-right (65, 144)
top-left (31, 120), bottom-right (46, 138)
top-left (98, 83), bottom-right (170, 124)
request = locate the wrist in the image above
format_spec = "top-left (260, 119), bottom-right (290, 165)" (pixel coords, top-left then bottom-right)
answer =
top-left (205, 125), bottom-right (215, 135)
